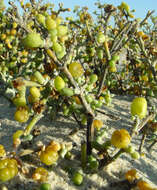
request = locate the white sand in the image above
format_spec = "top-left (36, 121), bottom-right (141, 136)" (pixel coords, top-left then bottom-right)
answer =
top-left (0, 95), bottom-right (157, 190)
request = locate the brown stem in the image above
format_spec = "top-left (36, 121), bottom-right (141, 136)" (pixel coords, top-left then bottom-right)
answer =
top-left (86, 114), bottom-right (94, 156)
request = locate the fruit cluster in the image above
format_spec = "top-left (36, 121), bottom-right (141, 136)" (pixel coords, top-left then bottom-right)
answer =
top-left (39, 141), bottom-right (60, 166)
top-left (0, 158), bottom-right (18, 182)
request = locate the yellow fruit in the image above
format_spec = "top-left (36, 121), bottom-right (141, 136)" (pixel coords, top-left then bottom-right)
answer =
top-left (0, 145), bottom-right (6, 157)
top-left (14, 107), bottom-right (29, 123)
top-left (68, 62), bottom-right (84, 78)
top-left (125, 169), bottom-right (138, 182)
top-left (30, 87), bottom-right (41, 99)
top-left (111, 129), bottom-right (131, 149)
top-left (137, 180), bottom-right (154, 190)
top-left (131, 97), bottom-right (147, 119)
top-left (40, 150), bottom-right (59, 166)
top-left (93, 119), bottom-right (103, 130)
top-left (32, 167), bottom-right (48, 182)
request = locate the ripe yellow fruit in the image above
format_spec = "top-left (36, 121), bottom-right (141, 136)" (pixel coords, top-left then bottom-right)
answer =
top-left (131, 97), bottom-right (147, 119)
top-left (30, 87), bottom-right (41, 99)
top-left (93, 119), bottom-right (103, 130)
top-left (40, 150), bottom-right (59, 166)
top-left (111, 129), bottom-right (131, 149)
top-left (68, 62), bottom-right (84, 78)
top-left (14, 107), bottom-right (29, 123)
top-left (125, 169), bottom-right (138, 182)
top-left (137, 180), bottom-right (155, 190)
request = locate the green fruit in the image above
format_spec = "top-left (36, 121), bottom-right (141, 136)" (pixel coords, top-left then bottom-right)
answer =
top-left (57, 25), bottom-right (68, 37)
top-left (13, 97), bottom-right (26, 107)
top-left (96, 33), bottom-right (106, 44)
top-left (45, 16), bottom-right (56, 30)
top-left (49, 29), bottom-right (58, 38)
top-left (97, 49), bottom-right (103, 59)
top-left (111, 55), bottom-right (120, 62)
top-left (40, 183), bottom-right (51, 190)
top-left (72, 172), bottom-right (83, 186)
top-left (109, 60), bottom-right (116, 67)
top-left (22, 33), bottom-right (43, 48)
top-left (60, 87), bottom-right (74, 97)
top-left (52, 42), bottom-right (62, 53)
top-left (131, 97), bottom-right (147, 119)
top-left (89, 74), bottom-right (98, 84)
top-left (56, 49), bottom-right (66, 59)
top-left (36, 14), bottom-right (45, 25)
top-left (131, 151), bottom-right (140, 159)
top-left (54, 76), bottom-right (65, 91)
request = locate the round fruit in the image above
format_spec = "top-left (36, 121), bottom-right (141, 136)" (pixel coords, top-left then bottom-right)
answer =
top-left (125, 169), bottom-right (138, 182)
top-left (54, 76), bottom-right (65, 91)
top-left (36, 14), bottom-right (45, 25)
top-left (14, 107), bottom-right (29, 123)
top-left (40, 150), bottom-right (59, 166)
top-left (30, 86), bottom-right (41, 99)
top-left (72, 172), bottom-right (83, 186)
top-left (22, 33), bottom-right (43, 48)
top-left (131, 97), bottom-right (147, 119)
top-left (111, 55), bottom-right (120, 62)
top-left (93, 119), bottom-right (103, 130)
top-left (45, 16), bottom-right (56, 30)
top-left (89, 74), bottom-right (98, 84)
top-left (96, 33), bottom-right (106, 44)
top-left (40, 183), bottom-right (51, 190)
top-left (111, 129), bottom-right (131, 149)
top-left (13, 96), bottom-right (26, 107)
top-left (137, 180), bottom-right (154, 190)
top-left (60, 87), bottom-right (74, 97)
top-left (32, 167), bottom-right (48, 182)
top-left (52, 42), bottom-right (62, 53)
top-left (57, 25), bottom-right (68, 37)
top-left (68, 62), bottom-right (84, 78)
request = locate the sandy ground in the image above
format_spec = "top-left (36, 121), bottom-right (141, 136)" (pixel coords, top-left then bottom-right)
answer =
top-left (0, 95), bottom-right (157, 190)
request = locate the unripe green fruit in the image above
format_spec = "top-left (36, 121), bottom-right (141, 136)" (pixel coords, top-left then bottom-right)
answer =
top-left (111, 54), bottom-right (120, 62)
top-left (89, 74), bottom-right (98, 84)
top-left (40, 183), bottom-right (51, 190)
top-left (22, 33), bottom-right (43, 48)
top-left (54, 76), bottom-right (65, 91)
top-left (60, 87), bottom-right (74, 97)
top-left (96, 33), bottom-right (106, 44)
top-left (56, 49), bottom-right (66, 59)
top-left (45, 16), bottom-right (56, 30)
top-left (52, 42), bottom-right (62, 53)
top-left (57, 25), bottom-right (68, 37)
top-left (72, 172), bottom-right (83, 186)
top-left (109, 60), bottom-right (116, 67)
top-left (36, 14), bottom-right (45, 25)
top-left (13, 97), bottom-right (26, 107)
top-left (49, 29), bottom-right (58, 38)
top-left (131, 151), bottom-right (140, 159)
top-left (97, 49), bottom-right (103, 59)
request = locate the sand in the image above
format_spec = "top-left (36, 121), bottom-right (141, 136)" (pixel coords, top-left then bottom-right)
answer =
top-left (0, 94), bottom-right (157, 190)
